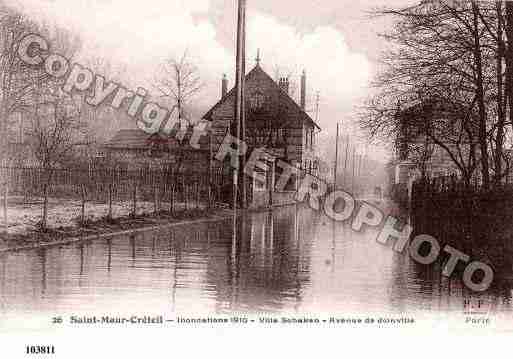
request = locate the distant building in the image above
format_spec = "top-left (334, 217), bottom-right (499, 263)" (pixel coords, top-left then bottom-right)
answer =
top-left (103, 128), bottom-right (209, 171)
top-left (387, 98), bottom-right (467, 205)
top-left (203, 59), bottom-right (321, 207)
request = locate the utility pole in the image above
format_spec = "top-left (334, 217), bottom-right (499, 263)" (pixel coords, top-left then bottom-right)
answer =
top-left (351, 146), bottom-right (356, 194)
top-left (315, 92), bottom-right (320, 123)
top-left (232, 0), bottom-right (246, 211)
top-left (240, 1), bottom-right (247, 209)
top-left (343, 134), bottom-right (349, 189)
top-left (334, 123), bottom-right (339, 189)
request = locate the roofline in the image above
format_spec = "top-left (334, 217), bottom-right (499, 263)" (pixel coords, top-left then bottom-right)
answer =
top-left (102, 144), bottom-right (209, 152)
top-left (202, 64), bottom-right (321, 131)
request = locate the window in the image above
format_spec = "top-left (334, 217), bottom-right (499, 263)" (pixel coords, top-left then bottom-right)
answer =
top-left (253, 169), bottom-right (267, 191)
top-left (304, 160), bottom-right (311, 174)
top-left (250, 92), bottom-right (265, 111)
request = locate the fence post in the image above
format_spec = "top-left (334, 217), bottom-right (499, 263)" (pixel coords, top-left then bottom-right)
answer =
top-left (207, 177), bottom-right (212, 211)
top-left (81, 184), bottom-right (86, 225)
top-left (195, 180), bottom-right (199, 210)
top-left (170, 181), bottom-right (175, 215)
top-left (42, 182), bottom-right (48, 231)
top-left (3, 168), bottom-right (7, 233)
top-left (183, 175), bottom-right (188, 212)
top-left (163, 169), bottom-right (168, 215)
top-left (153, 179), bottom-right (158, 215)
top-left (108, 174), bottom-right (113, 221)
top-left (132, 177), bottom-right (137, 218)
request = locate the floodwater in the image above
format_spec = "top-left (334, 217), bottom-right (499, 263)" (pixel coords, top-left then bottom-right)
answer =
top-left (1, 204), bottom-right (513, 330)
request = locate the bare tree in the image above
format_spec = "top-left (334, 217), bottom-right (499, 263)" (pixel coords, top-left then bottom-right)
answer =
top-left (0, 9), bottom-right (42, 161)
top-left (362, 1), bottom-right (506, 188)
top-left (154, 50), bottom-right (203, 124)
top-left (27, 90), bottom-right (89, 230)
top-left (152, 51), bottom-right (204, 212)
top-left (0, 7), bottom-right (82, 232)
top-left (153, 51), bottom-right (204, 178)
top-left (470, 0), bottom-right (491, 189)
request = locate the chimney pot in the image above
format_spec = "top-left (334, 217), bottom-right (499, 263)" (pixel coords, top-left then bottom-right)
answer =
top-left (222, 74), bottom-right (228, 98)
top-left (279, 77), bottom-right (289, 94)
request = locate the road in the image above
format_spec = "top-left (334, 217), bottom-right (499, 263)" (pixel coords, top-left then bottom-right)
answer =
top-left (0, 203), bottom-right (512, 328)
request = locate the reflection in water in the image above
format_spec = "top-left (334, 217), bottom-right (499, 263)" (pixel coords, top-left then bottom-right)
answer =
top-left (37, 249), bottom-right (47, 297)
top-left (0, 204), bottom-right (512, 322)
top-left (106, 239), bottom-right (112, 272)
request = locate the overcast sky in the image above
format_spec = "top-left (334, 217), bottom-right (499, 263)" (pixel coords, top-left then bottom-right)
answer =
top-left (6, 0), bottom-right (413, 159)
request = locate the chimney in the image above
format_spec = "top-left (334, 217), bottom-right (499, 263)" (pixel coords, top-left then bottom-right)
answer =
top-left (221, 74), bottom-right (228, 98)
top-left (279, 77), bottom-right (289, 94)
top-left (300, 70), bottom-right (306, 110)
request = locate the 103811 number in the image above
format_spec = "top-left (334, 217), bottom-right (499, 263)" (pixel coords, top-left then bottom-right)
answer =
top-left (26, 346), bottom-right (55, 355)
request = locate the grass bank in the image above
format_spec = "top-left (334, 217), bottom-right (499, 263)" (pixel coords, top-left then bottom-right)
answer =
top-left (0, 207), bottom-right (234, 253)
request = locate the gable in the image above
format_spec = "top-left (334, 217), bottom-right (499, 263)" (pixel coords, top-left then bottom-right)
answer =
top-left (203, 65), bottom-right (321, 130)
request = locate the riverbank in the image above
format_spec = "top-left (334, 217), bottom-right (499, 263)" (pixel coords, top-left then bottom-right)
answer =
top-left (0, 194), bottom-right (237, 252)
top-left (0, 207), bottom-right (237, 253)
top-left (0, 196), bottom-right (302, 253)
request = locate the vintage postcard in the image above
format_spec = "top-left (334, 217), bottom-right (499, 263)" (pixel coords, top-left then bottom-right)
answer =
top-left (0, 0), bottom-right (510, 357)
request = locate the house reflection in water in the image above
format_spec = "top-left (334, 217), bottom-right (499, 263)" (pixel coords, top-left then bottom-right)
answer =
top-left (204, 205), bottom-right (318, 313)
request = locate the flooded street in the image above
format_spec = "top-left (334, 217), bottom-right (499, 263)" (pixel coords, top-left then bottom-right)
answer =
top-left (1, 204), bottom-right (513, 328)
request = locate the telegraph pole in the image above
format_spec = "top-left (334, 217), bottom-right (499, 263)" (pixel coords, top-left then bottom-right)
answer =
top-left (343, 134), bottom-right (349, 189)
top-left (351, 146), bottom-right (356, 194)
top-left (232, 0), bottom-right (246, 211)
top-left (240, 0), bottom-right (247, 209)
top-left (334, 123), bottom-right (340, 189)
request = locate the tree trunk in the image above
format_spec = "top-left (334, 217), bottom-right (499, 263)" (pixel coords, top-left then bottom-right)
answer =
top-left (3, 171), bottom-right (8, 234)
top-left (0, 130), bottom-right (6, 233)
top-left (506, 1), bottom-right (513, 172)
top-left (472, 1), bottom-right (490, 190)
top-left (495, 1), bottom-right (506, 185)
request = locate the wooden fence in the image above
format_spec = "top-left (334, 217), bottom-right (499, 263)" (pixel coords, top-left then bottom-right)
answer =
top-left (1, 165), bottom-right (232, 222)
top-left (411, 175), bottom-right (513, 265)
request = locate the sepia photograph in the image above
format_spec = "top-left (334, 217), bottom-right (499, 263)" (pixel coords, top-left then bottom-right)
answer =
top-left (0, 0), bottom-right (511, 357)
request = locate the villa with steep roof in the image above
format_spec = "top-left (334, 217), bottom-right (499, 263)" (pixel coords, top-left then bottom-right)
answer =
top-left (203, 57), bottom-right (322, 207)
